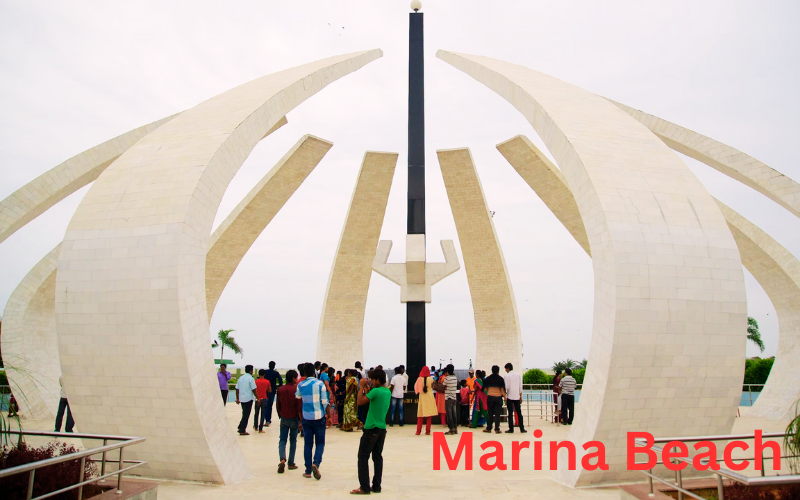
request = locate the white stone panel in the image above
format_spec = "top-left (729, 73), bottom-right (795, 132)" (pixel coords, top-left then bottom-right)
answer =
top-left (439, 51), bottom-right (747, 486)
top-left (206, 134), bottom-right (332, 318)
top-left (316, 151), bottom-right (398, 370)
top-left (55, 49), bottom-right (382, 484)
top-left (437, 147), bottom-right (522, 371)
top-left (1, 245), bottom-right (62, 421)
top-left (610, 100), bottom-right (800, 219)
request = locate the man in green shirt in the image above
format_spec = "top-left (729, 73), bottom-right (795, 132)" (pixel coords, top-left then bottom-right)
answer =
top-left (351, 368), bottom-right (390, 495)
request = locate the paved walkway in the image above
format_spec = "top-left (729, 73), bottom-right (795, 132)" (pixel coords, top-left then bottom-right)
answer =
top-left (16, 405), bottom-right (790, 500)
top-left (153, 405), bottom-right (617, 500)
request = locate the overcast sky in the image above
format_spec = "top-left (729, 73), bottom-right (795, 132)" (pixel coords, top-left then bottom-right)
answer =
top-left (1, 1), bottom-right (798, 371)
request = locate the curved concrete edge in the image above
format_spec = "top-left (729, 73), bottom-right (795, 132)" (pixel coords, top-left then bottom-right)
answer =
top-left (715, 200), bottom-right (800, 422)
top-left (1, 244), bottom-right (61, 421)
top-left (608, 99), bottom-right (800, 219)
top-left (496, 135), bottom-right (591, 256)
top-left (0, 114), bottom-right (180, 245)
top-left (316, 151), bottom-right (398, 370)
top-left (438, 50), bottom-right (746, 487)
top-left (437, 147), bottom-right (522, 371)
top-left (206, 134), bottom-right (333, 319)
top-left (55, 49), bottom-right (382, 484)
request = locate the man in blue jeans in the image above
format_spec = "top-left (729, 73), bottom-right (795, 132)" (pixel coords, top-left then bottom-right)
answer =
top-left (276, 369), bottom-right (301, 473)
top-left (263, 360), bottom-right (283, 425)
top-left (388, 366), bottom-right (407, 426)
top-left (295, 363), bottom-right (331, 479)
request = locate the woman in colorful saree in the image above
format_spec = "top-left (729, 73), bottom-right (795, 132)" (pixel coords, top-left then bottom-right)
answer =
top-left (470, 370), bottom-right (488, 427)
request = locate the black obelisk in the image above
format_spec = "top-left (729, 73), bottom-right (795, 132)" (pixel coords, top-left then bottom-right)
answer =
top-left (407, 10), bottom-right (425, 390)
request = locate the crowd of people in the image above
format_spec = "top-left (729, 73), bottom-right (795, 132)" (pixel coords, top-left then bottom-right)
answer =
top-left (216, 359), bottom-right (536, 494)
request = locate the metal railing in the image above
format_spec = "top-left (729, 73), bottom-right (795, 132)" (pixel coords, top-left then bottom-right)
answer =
top-left (521, 383), bottom-right (582, 426)
top-left (0, 430), bottom-right (146, 500)
top-left (635, 432), bottom-right (800, 500)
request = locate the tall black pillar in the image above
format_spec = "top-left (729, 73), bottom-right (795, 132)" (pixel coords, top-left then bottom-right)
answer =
top-left (407, 11), bottom-right (425, 389)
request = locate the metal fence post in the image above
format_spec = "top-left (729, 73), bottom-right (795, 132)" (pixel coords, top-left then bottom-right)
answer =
top-left (676, 462), bottom-right (683, 500)
top-left (717, 473), bottom-right (725, 500)
top-left (648, 469), bottom-right (654, 497)
top-left (27, 470), bottom-right (35, 500)
top-left (116, 447), bottom-right (124, 494)
top-left (78, 456), bottom-right (86, 500)
top-left (100, 438), bottom-right (108, 482)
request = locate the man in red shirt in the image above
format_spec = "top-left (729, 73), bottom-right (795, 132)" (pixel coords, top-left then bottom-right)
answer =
top-left (255, 369), bottom-right (272, 433)
top-left (276, 369), bottom-right (302, 473)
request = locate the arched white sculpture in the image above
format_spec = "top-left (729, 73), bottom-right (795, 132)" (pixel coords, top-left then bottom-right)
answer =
top-left (1, 245), bottom-right (62, 421)
top-left (3, 133), bottom-right (330, 422)
top-left (316, 151), bottom-right (399, 370)
top-left (437, 147), bottom-right (522, 371)
top-left (500, 135), bottom-right (800, 424)
top-left (55, 49), bottom-right (382, 484)
top-left (715, 200), bottom-right (800, 421)
top-left (440, 51), bottom-right (747, 486)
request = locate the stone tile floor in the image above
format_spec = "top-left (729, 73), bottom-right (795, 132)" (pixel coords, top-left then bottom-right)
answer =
top-left (16, 406), bottom-right (790, 500)
top-left (154, 406), bottom-right (617, 500)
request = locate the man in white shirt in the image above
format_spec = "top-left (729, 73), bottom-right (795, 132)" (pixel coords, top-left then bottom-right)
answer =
top-left (388, 367), bottom-right (408, 427)
top-left (504, 363), bottom-right (526, 434)
top-left (235, 365), bottom-right (259, 435)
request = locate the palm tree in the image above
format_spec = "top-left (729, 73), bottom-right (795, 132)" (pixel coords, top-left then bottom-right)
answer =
top-left (211, 329), bottom-right (243, 362)
top-left (747, 316), bottom-right (765, 353)
top-left (579, 359), bottom-right (588, 369)
top-left (552, 358), bottom-right (578, 372)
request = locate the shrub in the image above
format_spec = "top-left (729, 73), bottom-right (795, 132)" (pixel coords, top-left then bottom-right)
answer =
top-left (744, 357), bottom-right (774, 389)
top-left (572, 368), bottom-right (585, 385)
top-left (523, 368), bottom-right (551, 386)
top-left (0, 441), bottom-right (97, 500)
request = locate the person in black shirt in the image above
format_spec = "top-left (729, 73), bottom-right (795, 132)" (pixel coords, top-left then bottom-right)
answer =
top-left (263, 361), bottom-right (283, 426)
top-left (482, 365), bottom-right (507, 434)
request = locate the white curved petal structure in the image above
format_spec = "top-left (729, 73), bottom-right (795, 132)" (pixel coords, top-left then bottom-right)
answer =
top-left (316, 151), bottom-right (398, 370)
top-left (206, 134), bottom-right (333, 319)
top-left (496, 135), bottom-right (591, 256)
top-left (3, 131), bottom-right (323, 423)
top-left (609, 100), bottom-right (800, 219)
top-left (501, 134), bottom-right (800, 423)
top-left (0, 115), bottom-right (179, 245)
top-left (439, 51), bottom-right (747, 486)
top-left (715, 200), bottom-right (800, 421)
top-left (437, 148), bottom-right (522, 371)
top-left (55, 49), bottom-right (382, 484)
top-left (1, 245), bottom-right (61, 421)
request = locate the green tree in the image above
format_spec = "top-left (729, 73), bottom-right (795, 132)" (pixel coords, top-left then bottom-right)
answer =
top-left (523, 368), bottom-right (551, 385)
top-left (579, 359), bottom-right (588, 369)
top-left (212, 329), bottom-right (243, 362)
top-left (747, 316), bottom-right (765, 353)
